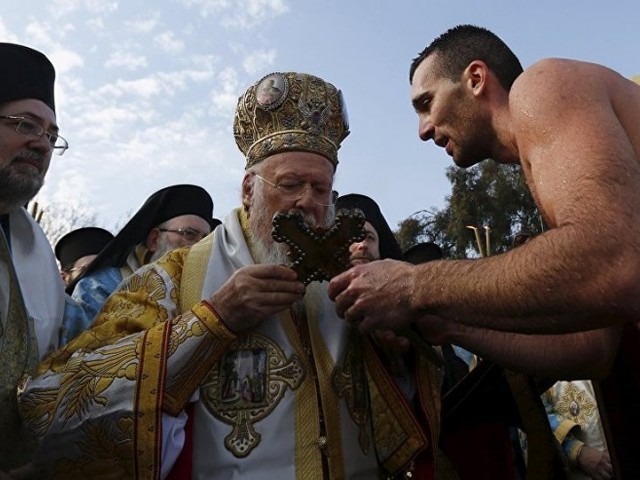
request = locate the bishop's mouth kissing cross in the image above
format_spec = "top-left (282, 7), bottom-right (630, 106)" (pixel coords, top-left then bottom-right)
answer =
top-left (271, 208), bottom-right (366, 285)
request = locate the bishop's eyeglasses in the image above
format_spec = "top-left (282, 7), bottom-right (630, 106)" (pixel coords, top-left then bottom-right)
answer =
top-left (0, 115), bottom-right (69, 155)
top-left (254, 174), bottom-right (336, 206)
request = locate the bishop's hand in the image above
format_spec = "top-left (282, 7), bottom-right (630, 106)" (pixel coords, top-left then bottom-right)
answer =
top-left (209, 264), bottom-right (305, 333)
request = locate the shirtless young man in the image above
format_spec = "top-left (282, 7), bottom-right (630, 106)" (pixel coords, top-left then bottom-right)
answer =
top-left (329, 25), bottom-right (639, 477)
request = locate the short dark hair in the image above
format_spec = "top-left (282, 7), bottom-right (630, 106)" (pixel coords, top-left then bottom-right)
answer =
top-left (409, 25), bottom-right (523, 91)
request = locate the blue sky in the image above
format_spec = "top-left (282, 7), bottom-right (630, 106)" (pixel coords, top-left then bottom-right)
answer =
top-left (2, 0), bottom-right (639, 234)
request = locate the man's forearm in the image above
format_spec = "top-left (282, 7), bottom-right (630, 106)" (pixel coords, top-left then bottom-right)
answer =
top-left (412, 229), bottom-right (640, 334)
top-left (415, 316), bottom-right (621, 379)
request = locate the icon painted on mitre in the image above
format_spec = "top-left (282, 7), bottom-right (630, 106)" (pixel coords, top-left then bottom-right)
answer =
top-left (256, 73), bottom-right (287, 109)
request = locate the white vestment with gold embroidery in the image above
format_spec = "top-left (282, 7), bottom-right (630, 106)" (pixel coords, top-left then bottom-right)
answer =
top-left (187, 209), bottom-right (379, 479)
top-left (20, 208), bottom-right (432, 479)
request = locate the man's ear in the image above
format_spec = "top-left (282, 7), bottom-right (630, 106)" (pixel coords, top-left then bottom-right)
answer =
top-left (465, 60), bottom-right (488, 96)
top-left (146, 228), bottom-right (160, 252)
top-left (241, 173), bottom-right (254, 213)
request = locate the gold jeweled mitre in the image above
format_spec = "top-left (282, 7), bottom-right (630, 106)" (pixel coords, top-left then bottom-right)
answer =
top-left (233, 72), bottom-right (350, 169)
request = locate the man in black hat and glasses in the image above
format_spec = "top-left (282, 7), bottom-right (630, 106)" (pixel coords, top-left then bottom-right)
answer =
top-left (0, 42), bottom-right (69, 472)
top-left (68, 184), bottom-right (215, 325)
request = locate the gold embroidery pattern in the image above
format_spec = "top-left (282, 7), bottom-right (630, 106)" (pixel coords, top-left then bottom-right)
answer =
top-left (39, 263), bottom-right (175, 377)
top-left (365, 341), bottom-right (434, 475)
top-left (368, 380), bottom-right (408, 461)
top-left (279, 309), bottom-right (326, 478)
top-left (167, 310), bottom-right (208, 356)
top-left (135, 321), bottom-right (170, 480)
top-left (200, 333), bottom-right (306, 457)
top-left (17, 380), bottom-right (58, 437)
top-left (554, 382), bottom-right (597, 428)
top-left (331, 336), bottom-right (371, 453)
top-left (49, 416), bottom-right (135, 479)
top-left (20, 335), bottom-right (141, 437)
top-left (126, 271), bottom-right (166, 301)
top-left (303, 308), bottom-right (346, 478)
top-left (163, 306), bottom-right (236, 414)
top-left (155, 248), bottom-right (185, 307)
top-left (19, 249), bottom-right (187, 476)
top-left (21, 266), bottom-right (173, 437)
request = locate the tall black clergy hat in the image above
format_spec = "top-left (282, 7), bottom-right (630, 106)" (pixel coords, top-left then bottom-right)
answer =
top-left (0, 43), bottom-right (56, 112)
top-left (403, 242), bottom-right (443, 265)
top-left (55, 227), bottom-right (114, 269)
top-left (70, 184), bottom-right (214, 288)
top-left (335, 193), bottom-right (402, 260)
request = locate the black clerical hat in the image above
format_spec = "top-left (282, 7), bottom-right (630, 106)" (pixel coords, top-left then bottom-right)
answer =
top-left (335, 193), bottom-right (402, 260)
top-left (55, 227), bottom-right (114, 269)
top-left (0, 43), bottom-right (56, 112)
top-left (403, 242), bottom-right (443, 265)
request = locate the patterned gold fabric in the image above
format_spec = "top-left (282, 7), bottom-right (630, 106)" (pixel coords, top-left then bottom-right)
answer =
top-left (18, 247), bottom-right (236, 478)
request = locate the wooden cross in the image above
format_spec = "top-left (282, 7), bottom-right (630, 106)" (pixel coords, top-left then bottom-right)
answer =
top-left (271, 209), bottom-right (366, 285)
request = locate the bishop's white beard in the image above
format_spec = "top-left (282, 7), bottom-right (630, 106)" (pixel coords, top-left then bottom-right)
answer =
top-left (247, 178), bottom-right (335, 318)
top-left (148, 231), bottom-right (182, 262)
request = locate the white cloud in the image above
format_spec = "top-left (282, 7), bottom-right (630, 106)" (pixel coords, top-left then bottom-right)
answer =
top-left (49, 0), bottom-right (118, 18)
top-left (177, 0), bottom-right (228, 18)
top-left (188, 54), bottom-right (221, 72)
top-left (222, 0), bottom-right (288, 28)
top-left (0, 18), bottom-right (19, 41)
top-left (157, 68), bottom-right (216, 91)
top-left (209, 67), bottom-right (240, 116)
top-left (49, 49), bottom-right (85, 74)
top-left (97, 77), bottom-right (162, 100)
top-left (61, 63), bottom-right (220, 151)
top-left (73, 104), bottom-right (144, 143)
top-left (125, 12), bottom-right (161, 34)
top-left (21, 21), bottom-right (84, 74)
top-left (105, 50), bottom-right (148, 71)
top-left (178, 0), bottom-right (288, 28)
top-left (12, 21), bottom-right (84, 84)
top-left (24, 20), bottom-right (56, 46)
top-left (85, 68), bottom-right (215, 104)
top-left (154, 30), bottom-right (185, 54)
top-left (86, 17), bottom-right (106, 30)
top-left (242, 49), bottom-right (276, 75)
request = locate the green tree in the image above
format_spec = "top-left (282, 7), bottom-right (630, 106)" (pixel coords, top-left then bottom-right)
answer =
top-left (396, 161), bottom-right (544, 258)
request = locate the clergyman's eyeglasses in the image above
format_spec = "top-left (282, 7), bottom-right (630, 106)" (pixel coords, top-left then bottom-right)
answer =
top-left (0, 115), bottom-right (69, 155)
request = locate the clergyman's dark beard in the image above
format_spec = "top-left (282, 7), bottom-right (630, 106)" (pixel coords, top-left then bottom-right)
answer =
top-left (0, 153), bottom-right (45, 209)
